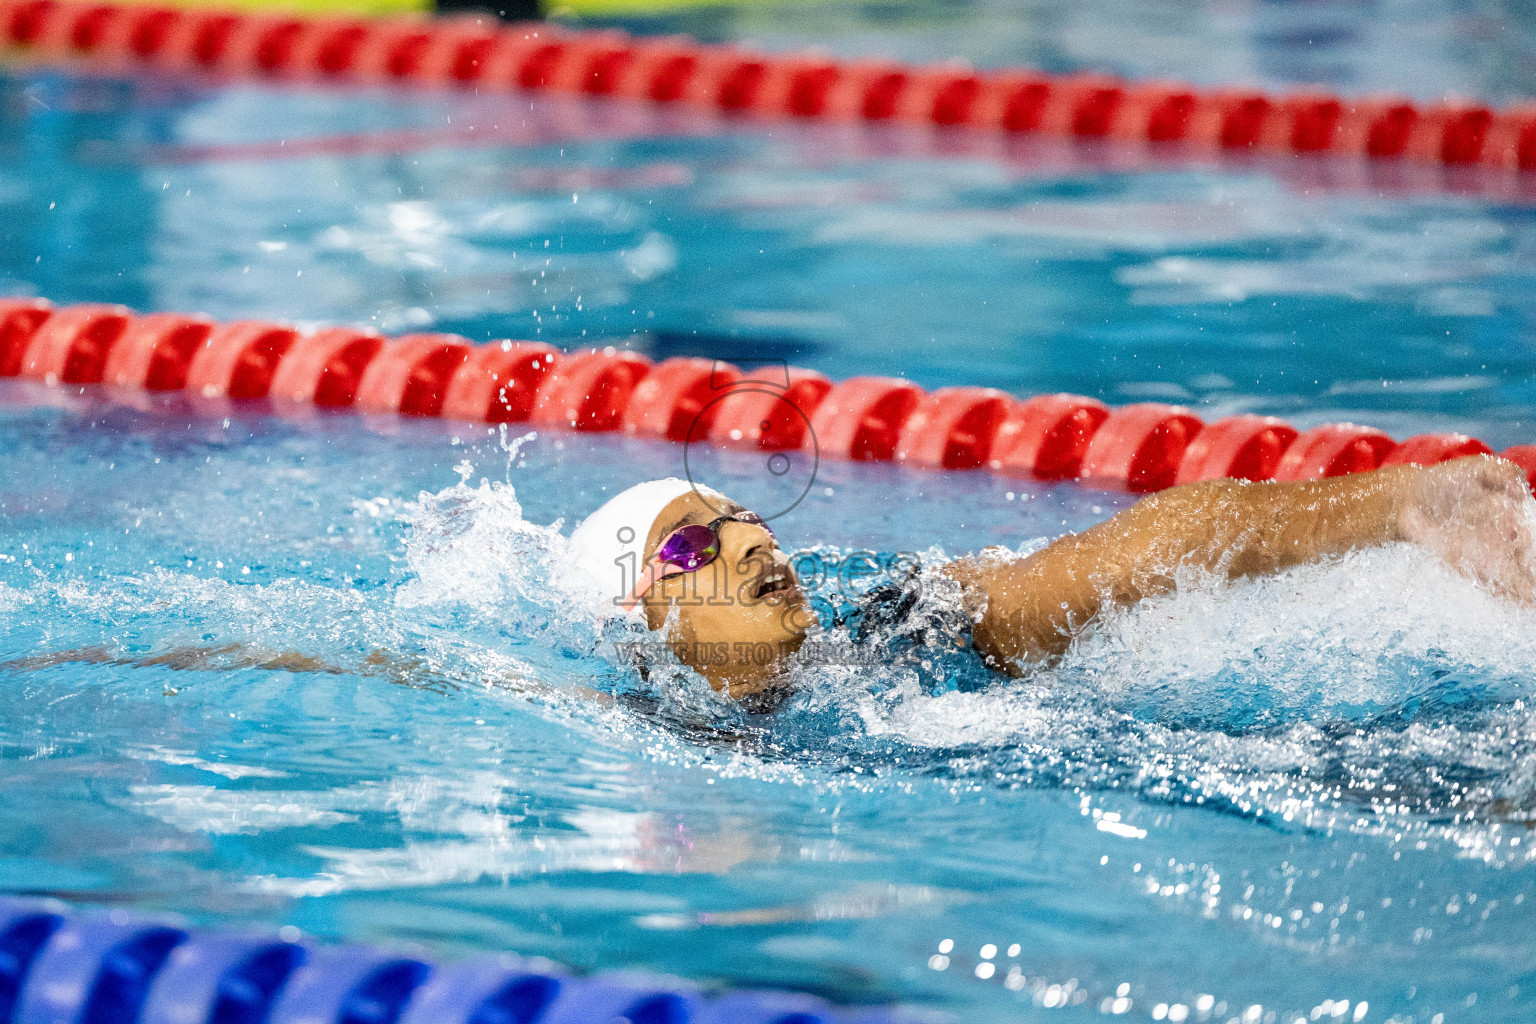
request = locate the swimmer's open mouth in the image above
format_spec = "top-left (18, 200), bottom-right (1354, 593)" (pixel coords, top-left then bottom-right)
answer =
top-left (751, 569), bottom-right (795, 600)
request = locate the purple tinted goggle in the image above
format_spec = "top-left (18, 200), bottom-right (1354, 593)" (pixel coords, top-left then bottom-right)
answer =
top-left (622, 512), bottom-right (772, 609)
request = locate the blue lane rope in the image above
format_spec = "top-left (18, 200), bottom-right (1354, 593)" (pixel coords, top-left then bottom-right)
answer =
top-left (0, 898), bottom-right (902, 1024)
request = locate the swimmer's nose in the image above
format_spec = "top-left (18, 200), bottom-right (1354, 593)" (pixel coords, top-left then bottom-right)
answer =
top-left (735, 539), bottom-right (797, 587)
top-left (736, 539), bottom-right (769, 569)
top-left (723, 520), bottom-right (777, 571)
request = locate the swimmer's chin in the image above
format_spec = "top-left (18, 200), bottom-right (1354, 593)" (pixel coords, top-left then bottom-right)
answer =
top-left (651, 581), bottom-right (813, 707)
top-left (703, 632), bottom-right (807, 708)
top-left (711, 642), bottom-right (803, 700)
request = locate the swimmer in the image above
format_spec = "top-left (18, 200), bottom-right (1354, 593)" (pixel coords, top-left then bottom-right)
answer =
top-left (12, 456), bottom-right (1531, 711)
top-left (571, 456), bottom-right (1536, 702)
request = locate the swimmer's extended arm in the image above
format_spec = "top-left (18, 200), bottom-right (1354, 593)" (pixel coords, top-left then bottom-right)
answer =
top-left (0, 644), bottom-right (449, 684)
top-left (0, 644), bottom-right (610, 702)
top-left (943, 456), bottom-right (1536, 674)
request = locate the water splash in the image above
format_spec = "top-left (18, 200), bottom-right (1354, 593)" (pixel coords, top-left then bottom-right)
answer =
top-left (779, 543), bottom-right (1536, 860)
top-left (396, 453), bottom-right (584, 626)
top-left (385, 464), bottom-right (1536, 851)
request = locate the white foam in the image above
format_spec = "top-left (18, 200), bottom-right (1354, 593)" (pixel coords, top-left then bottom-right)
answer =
top-left (839, 544), bottom-right (1536, 746)
top-left (126, 783), bottom-right (360, 835)
top-left (394, 453), bottom-right (608, 638)
top-left (815, 543), bottom-right (1536, 861)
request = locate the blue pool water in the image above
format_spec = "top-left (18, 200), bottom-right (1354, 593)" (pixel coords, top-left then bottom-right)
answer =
top-left (5, 1), bottom-right (1536, 1022)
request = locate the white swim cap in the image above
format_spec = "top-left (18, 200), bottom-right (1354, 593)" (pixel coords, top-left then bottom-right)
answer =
top-left (569, 477), bottom-right (725, 616)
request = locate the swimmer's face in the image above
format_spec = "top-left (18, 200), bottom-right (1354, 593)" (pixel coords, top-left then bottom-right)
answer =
top-left (640, 490), bottom-right (813, 700)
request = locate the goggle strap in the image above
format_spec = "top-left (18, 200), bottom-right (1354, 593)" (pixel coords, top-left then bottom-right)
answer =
top-left (619, 556), bottom-right (666, 612)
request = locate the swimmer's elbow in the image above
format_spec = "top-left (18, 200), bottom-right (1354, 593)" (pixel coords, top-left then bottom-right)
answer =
top-left (972, 609), bottom-right (1079, 675)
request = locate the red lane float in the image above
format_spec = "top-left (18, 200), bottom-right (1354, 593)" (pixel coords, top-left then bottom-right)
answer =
top-left (127, 6), bottom-right (187, 68)
top-left (1484, 106), bottom-right (1536, 172)
top-left (9, 0), bottom-right (59, 50)
top-left (266, 326), bottom-right (382, 407)
top-left (543, 30), bottom-right (628, 95)
top-left (988, 393), bottom-right (1110, 480)
top-left (287, 17), bottom-right (371, 78)
top-left (28, 1), bottom-right (114, 55)
top-left (682, 48), bottom-right (769, 111)
top-left (18, 303), bottom-right (130, 384)
top-left (808, 376), bottom-right (923, 462)
top-left (971, 73), bottom-right (1053, 134)
top-left (1272, 423), bottom-right (1395, 481)
top-left (1405, 103), bottom-right (1494, 164)
top-left (354, 333), bottom-right (471, 416)
top-left (707, 368), bottom-right (831, 450)
top-left (101, 311), bottom-right (213, 391)
top-left (1379, 432), bottom-right (1493, 467)
top-left (347, 18), bottom-right (431, 80)
top-left (530, 348), bottom-right (650, 431)
top-left (182, 320), bottom-right (298, 400)
top-left (7, 299), bottom-right (1536, 494)
top-left (58, 1), bottom-right (132, 59)
top-left (439, 340), bottom-right (556, 423)
top-left (1255, 92), bottom-right (1343, 154)
top-left (215, 13), bottom-right (306, 76)
top-left (0, 298), bottom-right (52, 376)
top-left (751, 55), bottom-right (839, 118)
top-left (821, 61), bottom-right (909, 121)
top-left (102, 4), bottom-right (181, 63)
top-left (1174, 414), bottom-right (1298, 484)
top-left (895, 67), bottom-right (982, 126)
top-left (607, 36), bottom-right (693, 102)
top-left (5, 2), bottom-right (1536, 174)
top-left (1110, 82), bottom-right (1198, 142)
top-left (146, 8), bottom-right (237, 72)
top-left (1334, 97), bottom-right (1419, 158)
top-left (1080, 403), bottom-right (1204, 492)
top-left (622, 357), bottom-right (740, 442)
top-left (894, 387), bottom-right (1012, 469)
top-left (1034, 74), bottom-right (1124, 137)
top-left (1, 0), bottom-right (51, 46)
top-left (615, 37), bottom-right (683, 99)
top-left (410, 19), bottom-right (499, 84)
top-left (1184, 89), bottom-right (1271, 151)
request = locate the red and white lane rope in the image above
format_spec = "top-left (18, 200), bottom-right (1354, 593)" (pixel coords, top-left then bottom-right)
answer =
top-left (1, 0), bottom-right (1534, 175)
top-left (2, 297), bottom-right (1530, 493)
